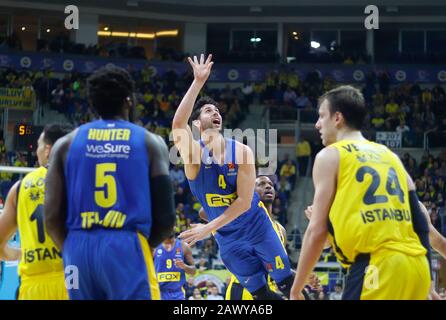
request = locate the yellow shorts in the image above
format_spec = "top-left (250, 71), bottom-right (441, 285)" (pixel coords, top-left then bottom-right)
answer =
top-left (18, 272), bottom-right (68, 300)
top-left (225, 275), bottom-right (280, 300)
top-left (344, 251), bottom-right (430, 300)
top-left (225, 277), bottom-right (253, 300)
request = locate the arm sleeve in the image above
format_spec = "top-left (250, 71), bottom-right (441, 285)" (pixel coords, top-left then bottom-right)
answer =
top-left (409, 190), bottom-right (432, 279)
top-left (148, 175), bottom-right (176, 248)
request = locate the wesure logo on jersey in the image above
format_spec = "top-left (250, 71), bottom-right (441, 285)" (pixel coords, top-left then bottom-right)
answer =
top-left (157, 272), bottom-right (181, 282)
top-left (86, 143), bottom-right (131, 157)
top-left (205, 192), bottom-right (237, 207)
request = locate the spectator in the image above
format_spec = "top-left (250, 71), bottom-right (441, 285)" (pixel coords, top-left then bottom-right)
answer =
top-left (0, 154), bottom-right (13, 199)
top-left (188, 288), bottom-right (204, 300)
top-left (170, 164), bottom-right (186, 188)
top-left (385, 98), bottom-right (399, 116)
top-left (272, 198), bottom-right (287, 227)
top-left (0, 138), bottom-right (6, 158)
top-left (396, 120), bottom-right (410, 134)
top-left (329, 283), bottom-right (343, 300)
top-left (283, 87), bottom-right (297, 107)
top-left (296, 138), bottom-right (312, 176)
top-left (280, 159), bottom-right (297, 189)
top-left (50, 84), bottom-right (64, 111)
top-left (295, 90), bottom-right (312, 109)
top-left (184, 277), bottom-right (196, 299)
top-left (429, 204), bottom-right (442, 233)
top-left (371, 110), bottom-right (386, 131)
top-left (174, 186), bottom-right (187, 206)
top-left (14, 152), bottom-right (27, 167)
top-left (197, 256), bottom-right (210, 272)
top-left (206, 285), bottom-right (224, 300)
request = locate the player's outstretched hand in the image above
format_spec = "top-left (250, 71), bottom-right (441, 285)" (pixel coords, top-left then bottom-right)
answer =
top-left (179, 223), bottom-right (211, 246)
top-left (187, 54), bottom-right (214, 85)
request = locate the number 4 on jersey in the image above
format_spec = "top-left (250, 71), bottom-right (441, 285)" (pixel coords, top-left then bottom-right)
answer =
top-left (218, 174), bottom-right (227, 190)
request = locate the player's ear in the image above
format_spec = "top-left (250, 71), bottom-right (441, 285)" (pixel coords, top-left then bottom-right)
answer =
top-left (45, 144), bottom-right (52, 159)
top-left (334, 111), bottom-right (343, 127)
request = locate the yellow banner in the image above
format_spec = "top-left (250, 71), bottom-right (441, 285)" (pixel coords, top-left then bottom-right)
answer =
top-left (0, 87), bottom-right (36, 110)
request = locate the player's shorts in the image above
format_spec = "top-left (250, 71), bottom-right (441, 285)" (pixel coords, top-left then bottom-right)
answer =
top-left (225, 278), bottom-right (253, 300)
top-left (63, 229), bottom-right (160, 300)
top-left (18, 271), bottom-right (68, 300)
top-left (343, 249), bottom-right (430, 300)
top-left (216, 216), bottom-right (292, 294)
top-left (161, 288), bottom-right (185, 300)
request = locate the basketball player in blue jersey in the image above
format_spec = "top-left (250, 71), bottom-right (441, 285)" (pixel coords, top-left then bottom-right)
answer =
top-left (44, 65), bottom-right (176, 300)
top-left (172, 54), bottom-right (294, 300)
top-left (154, 229), bottom-right (196, 300)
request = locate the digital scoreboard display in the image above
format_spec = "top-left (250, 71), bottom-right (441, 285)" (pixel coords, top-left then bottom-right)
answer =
top-left (14, 124), bottom-right (44, 152)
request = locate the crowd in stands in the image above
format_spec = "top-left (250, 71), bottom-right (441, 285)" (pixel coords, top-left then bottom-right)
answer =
top-left (402, 149), bottom-right (446, 233)
top-left (0, 60), bottom-right (445, 298)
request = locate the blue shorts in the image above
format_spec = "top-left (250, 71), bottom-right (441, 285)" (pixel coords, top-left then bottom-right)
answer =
top-left (161, 289), bottom-right (185, 300)
top-left (63, 230), bottom-right (160, 300)
top-left (216, 217), bottom-right (292, 293)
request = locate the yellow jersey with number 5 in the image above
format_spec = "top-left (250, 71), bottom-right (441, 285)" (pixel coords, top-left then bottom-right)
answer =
top-left (327, 140), bottom-right (426, 268)
top-left (17, 166), bottom-right (64, 277)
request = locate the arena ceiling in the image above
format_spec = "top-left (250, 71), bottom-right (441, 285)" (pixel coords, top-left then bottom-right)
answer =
top-left (0, 0), bottom-right (445, 22)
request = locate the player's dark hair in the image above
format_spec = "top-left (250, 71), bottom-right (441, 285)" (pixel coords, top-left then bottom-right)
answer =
top-left (318, 85), bottom-right (366, 130)
top-left (43, 124), bottom-right (72, 145)
top-left (87, 65), bottom-right (135, 119)
top-left (190, 96), bottom-right (219, 122)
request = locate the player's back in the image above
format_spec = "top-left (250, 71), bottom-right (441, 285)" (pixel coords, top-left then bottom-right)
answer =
top-left (17, 167), bottom-right (63, 277)
top-left (62, 119), bottom-right (160, 300)
top-left (328, 139), bottom-right (426, 267)
top-left (16, 167), bottom-right (67, 300)
top-left (64, 119), bottom-right (152, 237)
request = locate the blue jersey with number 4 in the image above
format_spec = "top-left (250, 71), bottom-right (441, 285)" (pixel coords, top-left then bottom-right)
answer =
top-left (187, 139), bottom-right (270, 242)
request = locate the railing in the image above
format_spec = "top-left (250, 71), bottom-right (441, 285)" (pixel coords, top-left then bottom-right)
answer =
top-left (0, 166), bottom-right (35, 174)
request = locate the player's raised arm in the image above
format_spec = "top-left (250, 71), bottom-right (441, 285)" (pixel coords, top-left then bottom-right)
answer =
top-left (290, 147), bottom-right (338, 299)
top-left (0, 182), bottom-right (21, 261)
top-left (172, 54), bottom-right (213, 167)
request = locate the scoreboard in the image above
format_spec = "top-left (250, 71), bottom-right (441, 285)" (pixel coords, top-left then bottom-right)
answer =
top-left (13, 124), bottom-right (44, 152)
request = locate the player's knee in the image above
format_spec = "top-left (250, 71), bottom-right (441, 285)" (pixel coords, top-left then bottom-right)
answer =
top-left (251, 285), bottom-right (284, 300)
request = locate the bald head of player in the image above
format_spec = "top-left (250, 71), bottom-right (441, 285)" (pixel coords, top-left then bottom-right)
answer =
top-left (87, 65), bottom-right (135, 121)
top-left (315, 85), bottom-right (366, 147)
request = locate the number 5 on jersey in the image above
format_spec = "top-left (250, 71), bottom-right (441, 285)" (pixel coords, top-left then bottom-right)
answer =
top-left (95, 163), bottom-right (117, 208)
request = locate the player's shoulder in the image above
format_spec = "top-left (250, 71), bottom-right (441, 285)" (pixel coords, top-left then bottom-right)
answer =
top-left (53, 128), bottom-right (79, 159)
top-left (315, 145), bottom-right (339, 162)
top-left (144, 130), bottom-right (168, 153)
